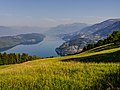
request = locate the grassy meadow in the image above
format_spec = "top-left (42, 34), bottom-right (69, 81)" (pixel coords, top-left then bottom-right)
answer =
top-left (0, 43), bottom-right (120, 90)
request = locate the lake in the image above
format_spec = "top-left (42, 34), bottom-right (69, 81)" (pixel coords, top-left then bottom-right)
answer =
top-left (2, 35), bottom-right (65, 57)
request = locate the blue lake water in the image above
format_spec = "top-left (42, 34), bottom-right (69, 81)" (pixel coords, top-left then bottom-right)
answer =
top-left (2, 36), bottom-right (65, 57)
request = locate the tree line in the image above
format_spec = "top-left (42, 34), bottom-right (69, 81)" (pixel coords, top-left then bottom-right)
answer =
top-left (82, 30), bottom-right (120, 52)
top-left (0, 53), bottom-right (41, 65)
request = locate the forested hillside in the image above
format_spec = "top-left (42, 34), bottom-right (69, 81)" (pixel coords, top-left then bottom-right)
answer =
top-left (82, 30), bottom-right (120, 52)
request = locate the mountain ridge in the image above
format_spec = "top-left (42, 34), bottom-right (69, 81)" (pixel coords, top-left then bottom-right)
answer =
top-left (92, 21), bottom-right (120, 37)
top-left (45, 23), bottom-right (89, 36)
top-left (56, 19), bottom-right (120, 56)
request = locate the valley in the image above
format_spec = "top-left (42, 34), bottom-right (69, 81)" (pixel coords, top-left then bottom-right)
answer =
top-left (1, 35), bottom-right (65, 57)
top-left (0, 20), bottom-right (120, 89)
top-left (0, 0), bottom-right (119, 90)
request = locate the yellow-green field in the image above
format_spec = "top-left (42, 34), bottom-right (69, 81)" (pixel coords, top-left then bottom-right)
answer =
top-left (0, 44), bottom-right (120, 90)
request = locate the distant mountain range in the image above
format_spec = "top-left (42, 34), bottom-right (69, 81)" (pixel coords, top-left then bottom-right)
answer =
top-left (62, 19), bottom-right (120, 40)
top-left (0, 26), bottom-right (47, 36)
top-left (45, 23), bottom-right (89, 36)
top-left (56, 19), bottom-right (120, 56)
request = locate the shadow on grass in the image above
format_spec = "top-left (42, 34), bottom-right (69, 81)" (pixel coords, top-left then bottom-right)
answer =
top-left (90, 44), bottom-right (120, 53)
top-left (62, 50), bottom-right (120, 89)
top-left (91, 68), bottom-right (120, 89)
top-left (62, 50), bottom-right (120, 63)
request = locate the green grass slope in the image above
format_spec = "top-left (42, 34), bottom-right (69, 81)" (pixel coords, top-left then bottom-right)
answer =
top-left (0, 44), bottom-right (120, 90)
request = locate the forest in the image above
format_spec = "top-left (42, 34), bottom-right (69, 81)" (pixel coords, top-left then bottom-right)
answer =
top-left (82, 30), bottom-right (120, 52)
top-left (0, 53), bottom-right (41, 65)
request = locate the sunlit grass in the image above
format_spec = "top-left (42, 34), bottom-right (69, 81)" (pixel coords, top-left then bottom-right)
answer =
top-left (0, 44), bottom-right (120, 89)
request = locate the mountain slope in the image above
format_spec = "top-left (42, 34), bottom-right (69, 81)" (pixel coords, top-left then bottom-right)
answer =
top-left (56, 19), bottom-right (120, 56)
top-left (63, 19), bottom-right (120, 41)
top-left (0, 43), bottom-right (120, 90)
top-left (56, 38), bottom-right (95, 56)
top-left (92, 21), bottom-right (120, 37)
top-left (78, 19), bottom-right (120, 34)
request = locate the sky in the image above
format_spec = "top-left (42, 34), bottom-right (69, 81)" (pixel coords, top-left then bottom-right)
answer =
top-left (0, 0), bottom-right (120, 27)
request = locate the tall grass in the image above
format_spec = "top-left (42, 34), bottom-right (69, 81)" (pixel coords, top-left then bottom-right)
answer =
top-left (0, 44), bottom-right (120, 90)
top-left (0, 61), bottom-right (119, 90)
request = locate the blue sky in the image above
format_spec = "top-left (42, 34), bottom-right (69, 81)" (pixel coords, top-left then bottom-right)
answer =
top-left (0, 0), bottom-right (120, 27)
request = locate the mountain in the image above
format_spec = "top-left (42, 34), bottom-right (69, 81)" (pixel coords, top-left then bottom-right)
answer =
top-left (79, 19), bottom-right (120, 34)
top-left (56, 38), bottom-right (95, 56)
top-left (0, 26), bottom-right (15, 36)
top-left (56, 19), bottom-right (120, 56)
top-left (0, 26), bottom-right (47, 36)
top-left (0, 33), bottom-right (45, 51)
top-left (62, 19), bottom-right (120, 41)
top-left (92, 21), bottom-right (120, 38)
top-left (45, 23), bottom-right (88, 36)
